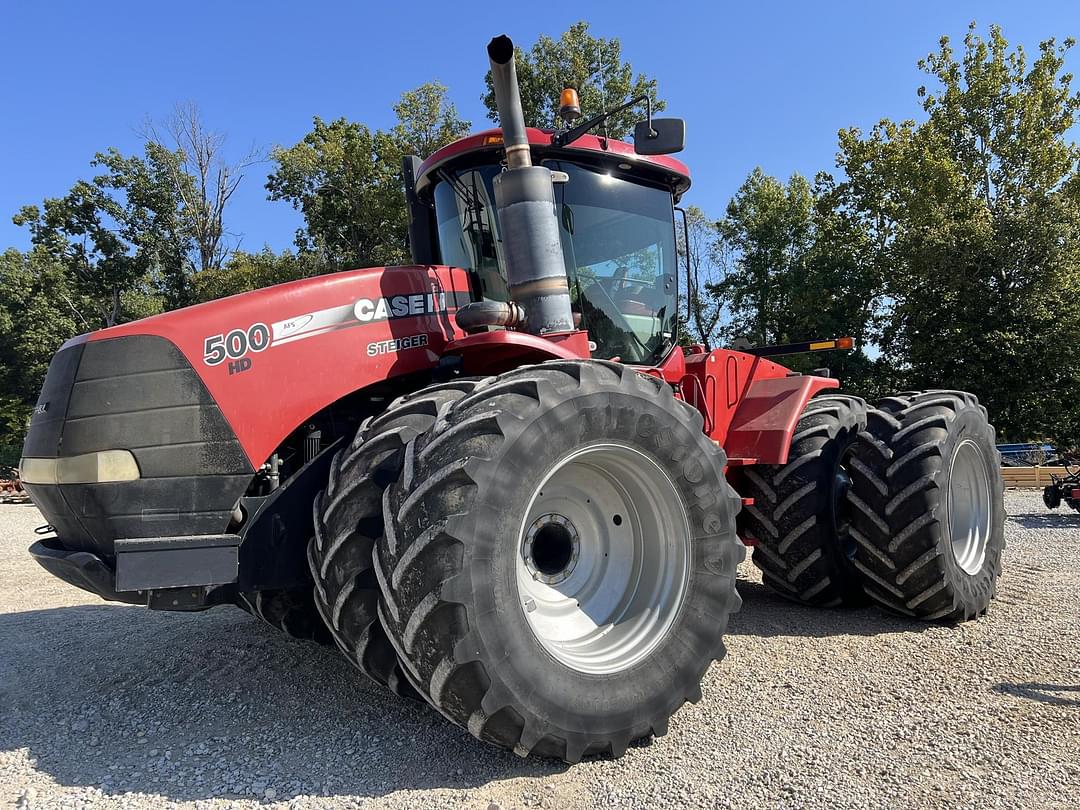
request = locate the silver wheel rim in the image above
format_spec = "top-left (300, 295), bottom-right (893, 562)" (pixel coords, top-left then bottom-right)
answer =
top-left (947, 439), bottom-right (992, 575)
top-left (516, 442), bottom-right (691, 675)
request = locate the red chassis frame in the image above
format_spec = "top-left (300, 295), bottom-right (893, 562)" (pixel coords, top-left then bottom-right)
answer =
top-left (72, 263), bottom-right (836, 472)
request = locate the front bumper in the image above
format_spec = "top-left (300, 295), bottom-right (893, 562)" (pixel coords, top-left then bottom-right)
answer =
top-left (29, 532), bottom-right (242, 609)
top-left (29, 537), bottom-right (143, 604)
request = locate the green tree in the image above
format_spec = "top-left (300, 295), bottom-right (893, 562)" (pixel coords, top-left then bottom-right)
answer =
top-left (14, 145), bottom-right (191, 325)
top-left (391, 82), bottom-right (471, 158)
top-left (835, 24), bottom-right (1080, 443)
top-left (717, 169), bottom-right (815, 346)
top-left (267, 117), bottom-right (403, 268)
top-left (190, 248), bottom-right (323, 303)
top-left (677, 205), bottom-right (730, 350)
top-left (698, 168), bottom-right (881, 389)
top-left (267, 82), bottom-right (469, 270)
top-left (0, 248), bottom-right (84, 446)
top-left (482, 22), bottom-right (664, 138)
top-left (789, 175), bottom-right (887, 393)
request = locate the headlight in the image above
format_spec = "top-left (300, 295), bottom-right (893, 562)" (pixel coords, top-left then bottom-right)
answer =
top-left (20, 450), bottom-right (141, 484)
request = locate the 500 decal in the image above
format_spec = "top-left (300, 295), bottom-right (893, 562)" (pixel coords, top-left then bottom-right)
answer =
top-left (203, 323), bottom-right (271, 366)
top-left (201, 289), bottom-right (466, 367)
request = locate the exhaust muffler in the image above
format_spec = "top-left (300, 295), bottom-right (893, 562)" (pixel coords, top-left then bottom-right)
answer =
top-left (483, 35), bottom-right (575, 336)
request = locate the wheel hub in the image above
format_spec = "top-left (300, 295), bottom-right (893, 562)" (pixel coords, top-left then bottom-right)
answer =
top-left (516, 442), bottom-right (691, 675)
top-left (948, 439), bottom-right (992, 575)
top-left (523, 514), bottom-right (580, 585)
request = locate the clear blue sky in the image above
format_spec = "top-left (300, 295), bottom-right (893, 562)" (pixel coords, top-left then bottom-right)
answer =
top-left (2, 1), bottom-right (1077, 256)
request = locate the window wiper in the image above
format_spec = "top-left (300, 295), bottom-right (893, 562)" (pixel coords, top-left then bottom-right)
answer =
top-left (438, 168), bottom-right (484, 235)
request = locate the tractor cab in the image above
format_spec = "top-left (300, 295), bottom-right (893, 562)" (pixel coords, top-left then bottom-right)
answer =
top-left (406, 128), bottom-right (692, 365)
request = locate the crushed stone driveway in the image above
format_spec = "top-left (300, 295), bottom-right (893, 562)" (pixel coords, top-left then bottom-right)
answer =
top-left (1, 491), bottom-right (1077, 809)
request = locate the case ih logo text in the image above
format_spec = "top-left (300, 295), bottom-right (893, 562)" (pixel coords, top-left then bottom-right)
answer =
top-left (353, 293), bottom-right (446, 323)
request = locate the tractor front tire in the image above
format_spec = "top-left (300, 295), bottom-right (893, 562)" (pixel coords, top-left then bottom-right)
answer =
top-left (739, 393), bottom-right (868, 607)
top-left (375, 361), bottom-right (744, 762)
top-left (846, 391), bottom-right (1005, 620)
top-left (308, 379), bottom-right (480, 697)
top-left (235, 589), bottom-right (333, 645)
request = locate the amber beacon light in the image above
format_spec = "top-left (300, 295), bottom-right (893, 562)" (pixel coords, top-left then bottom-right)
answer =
top-left (559, 88), bottom-right (581, 123)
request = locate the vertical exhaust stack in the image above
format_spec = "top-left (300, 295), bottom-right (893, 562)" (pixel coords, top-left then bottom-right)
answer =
top-left (487, 35), bottom-right (575, 335)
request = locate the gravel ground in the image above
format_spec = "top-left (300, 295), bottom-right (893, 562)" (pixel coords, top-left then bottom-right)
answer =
top-left (1, 490), bottom-right (1077, 810)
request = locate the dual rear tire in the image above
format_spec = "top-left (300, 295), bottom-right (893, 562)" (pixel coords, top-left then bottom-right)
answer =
top-left (235, 588), bottom-right (333, 645)
top-left (847, 391), bottom-right (1005, 620)
top-left (740, 389), bottom-right (1004, 621)
top-left (307, 379), bottom-right (481, 698)
top-left (739, 393), bottom-right (867, 607)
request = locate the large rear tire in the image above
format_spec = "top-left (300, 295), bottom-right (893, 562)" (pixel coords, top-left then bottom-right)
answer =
top-left (308, 379), bottom-right (480, 697)
top-left (374, 361), bottom-right (744, 762)
top-left (739, 393), bottom-right (868, 607)
top-left (846, 390), bottom-right (1005, 621)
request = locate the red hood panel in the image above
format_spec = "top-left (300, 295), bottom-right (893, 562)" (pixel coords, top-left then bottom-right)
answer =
top-left (81, 265), bottom-right (473, 466)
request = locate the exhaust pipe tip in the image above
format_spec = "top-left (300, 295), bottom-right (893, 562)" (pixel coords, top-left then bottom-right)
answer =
top-left (487, 34), bottom-right (514, 65)
top-left (487, 32), bottom-right (530, 166)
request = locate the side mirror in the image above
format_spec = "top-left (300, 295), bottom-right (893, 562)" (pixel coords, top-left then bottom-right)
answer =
top-left (634, 118), bottom-right (686, 155)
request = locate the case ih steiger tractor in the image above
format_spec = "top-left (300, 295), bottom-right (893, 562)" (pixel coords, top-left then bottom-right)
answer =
top-left (19, 36), bottom-right (1005, 762)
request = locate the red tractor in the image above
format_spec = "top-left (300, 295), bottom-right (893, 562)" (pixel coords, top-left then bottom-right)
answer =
top-left (19, 36), bottom-right (1005, 762)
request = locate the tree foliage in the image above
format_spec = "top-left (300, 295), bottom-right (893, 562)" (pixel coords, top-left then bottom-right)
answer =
top-left (717, 170), bottom-right (816, 347)
top-left (142, 102), bottom-right (262, 274)
top-left (267, 82), bottom-right (469, 270)
top-left (267, 117), bottom-right (405, 269)
top-left (691, 170), bottom-right (881, 390)
top-left (676, 206), bottom-right (729, 350)
top-left (13, 145), bottom-right (190, 325)
top-left (0, 249), bottom-right (84, 445)
top-left (682, 24), bottom-right (1080, 442)
top-left (834, 24), bottom-right (1080, 443)
top-left (190, 248), bottom-right (323, 304)
top-left (482, 22), bottom-right (664, 138)
top-left (391, 82), bottom-right (472, 158)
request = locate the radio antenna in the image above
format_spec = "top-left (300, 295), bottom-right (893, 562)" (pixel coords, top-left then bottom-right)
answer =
top-left (597, 42), bottom-right (609, 147)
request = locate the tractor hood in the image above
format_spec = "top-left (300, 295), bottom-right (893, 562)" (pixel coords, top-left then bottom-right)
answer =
top-left (44, 264), bottom-right (475, 469)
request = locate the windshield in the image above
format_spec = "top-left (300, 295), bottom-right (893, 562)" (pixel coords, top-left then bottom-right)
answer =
top-left (433, 161), bottom-right (678, 364)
